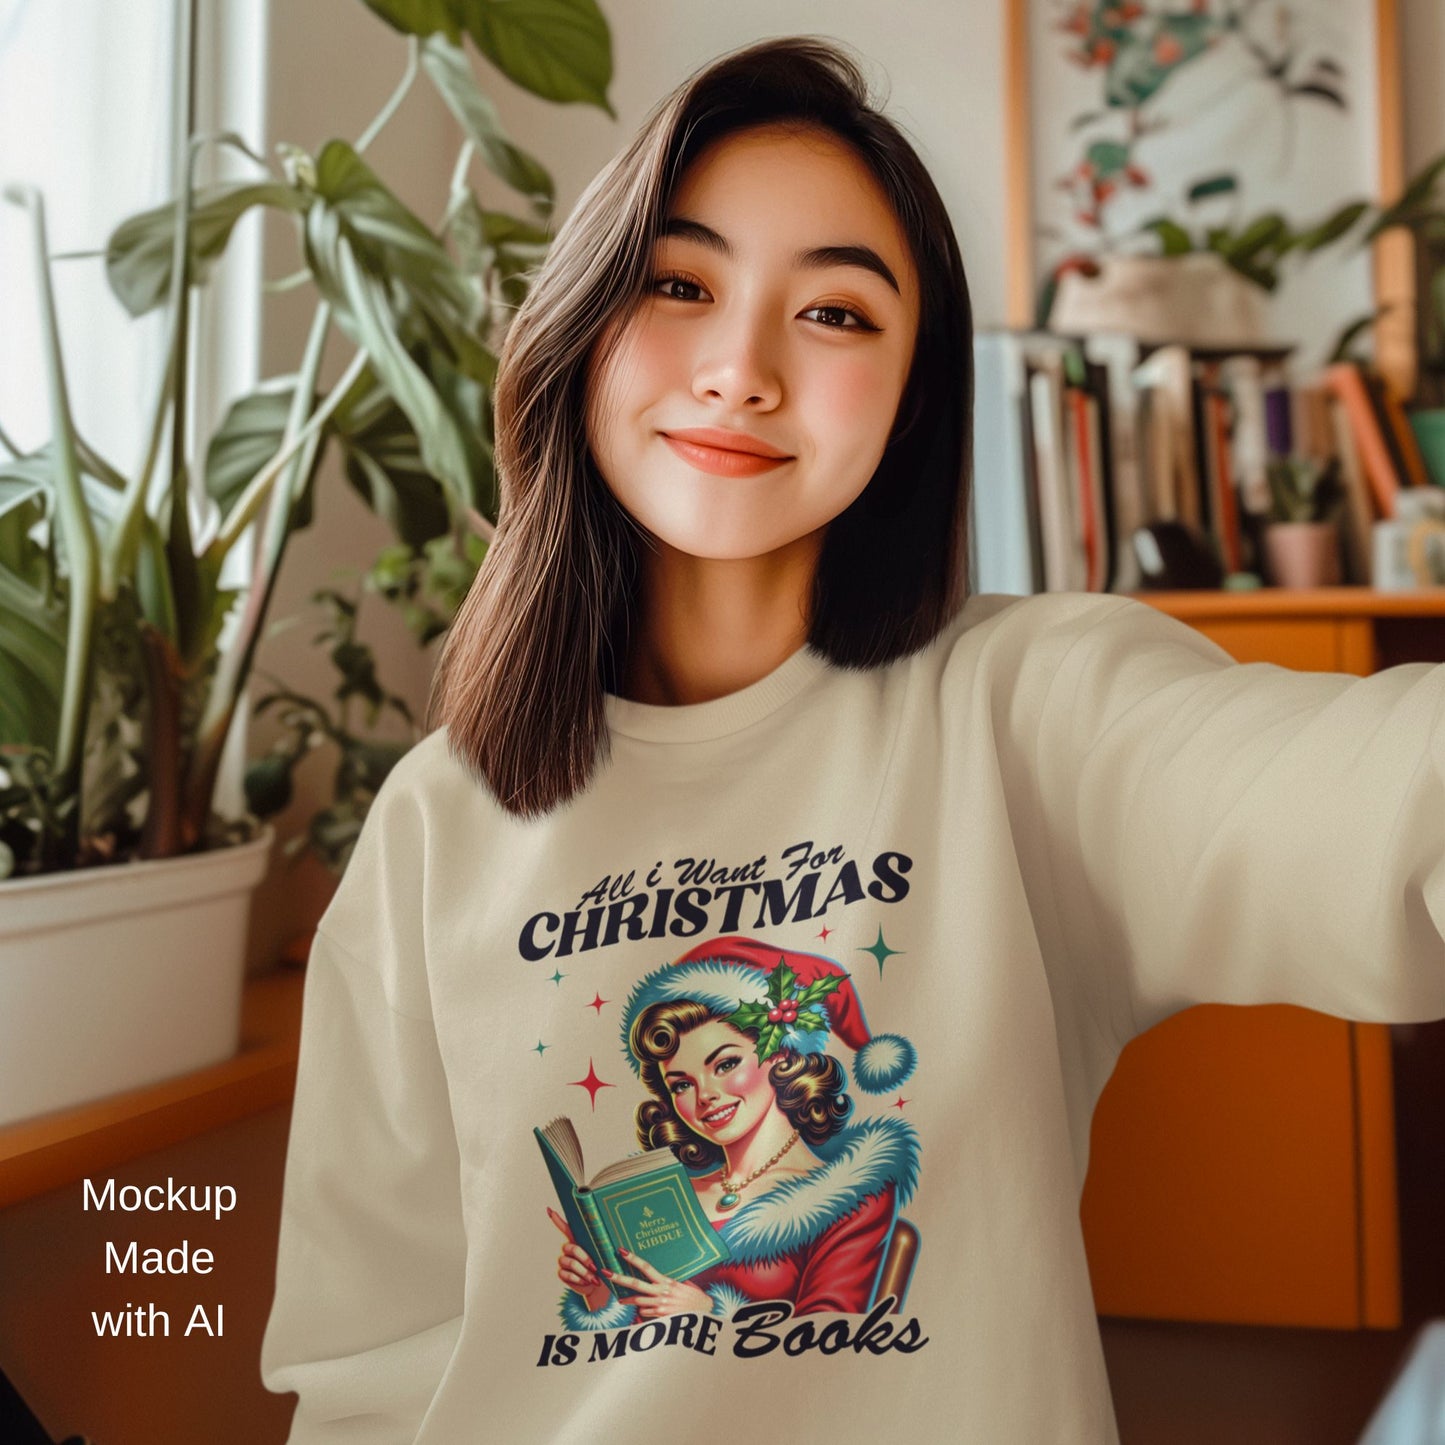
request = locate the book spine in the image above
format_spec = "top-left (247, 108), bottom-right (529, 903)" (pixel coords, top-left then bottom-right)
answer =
top-left (1375, 372), bottom-right (1432, 490)
top-left (575, 1188), bottom-right (624, 1284)
top-left (1207, 389), bottom-right (1242, 574)
top-left (1325, 363), bottom-right (1402, 518)
top-left (1264, 385), bottom-right (1293, 456)
top-left (1067, 387), bottom-right (1096, 591)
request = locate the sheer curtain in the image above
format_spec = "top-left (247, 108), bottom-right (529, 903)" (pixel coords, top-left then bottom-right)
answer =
top-left (0, 0), bottom-right (177, 472)
top-left (0, 0), bottom-right (269, 816)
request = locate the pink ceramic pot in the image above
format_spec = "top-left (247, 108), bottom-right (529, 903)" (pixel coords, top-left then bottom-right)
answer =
top-left (1263, 522), bottom-right (1342, 588)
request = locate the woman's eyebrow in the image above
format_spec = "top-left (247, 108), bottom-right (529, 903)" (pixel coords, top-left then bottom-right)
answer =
top-left (798, 244), bottom-right (900, 295)
top-left (660, 216), bottom-right (901, 295)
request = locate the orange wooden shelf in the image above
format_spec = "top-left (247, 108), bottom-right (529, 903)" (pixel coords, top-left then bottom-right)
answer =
top-left (0, 967), bottom-right (305, 1209)
top-left (1124, 587), bottom-right (1445, 619)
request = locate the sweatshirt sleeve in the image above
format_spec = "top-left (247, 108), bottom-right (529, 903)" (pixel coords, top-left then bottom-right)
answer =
top-left (261, 752), bottom-right (467, 1442)
top-left (1026, 595), bottom-right (1445, 1044)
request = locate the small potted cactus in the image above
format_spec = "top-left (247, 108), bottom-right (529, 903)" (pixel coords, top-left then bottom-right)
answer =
top-left (1261, 455), bottom-right (1345, 588)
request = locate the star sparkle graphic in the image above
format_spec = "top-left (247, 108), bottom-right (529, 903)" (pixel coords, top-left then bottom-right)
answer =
top-left (586, 992), bottom-right (609, 1015)
top-left (892, 1096), bottom-right (910, 1111)
top-left (569, 1059), bottom-right (615, 1111)
top-left (532, 1041), bottom-right (550, 1058)
top-left (858, 925), bottom-right (903, 978)
top-left (816, 924), bottom-right (833, 942)
top-left (549, 968), bottom-right (566, 986)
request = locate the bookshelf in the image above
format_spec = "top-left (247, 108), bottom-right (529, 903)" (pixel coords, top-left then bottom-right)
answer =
top-left (1079, 586), bottom-right (1445, 1329)
top-left (971, 329), bottom-right (1442, 606)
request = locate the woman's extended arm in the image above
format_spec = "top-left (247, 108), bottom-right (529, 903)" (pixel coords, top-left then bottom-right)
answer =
top-left (1016, 594), bottom-right (1445, 1045)
top-left (261, 758), bottom-right (467, 1443)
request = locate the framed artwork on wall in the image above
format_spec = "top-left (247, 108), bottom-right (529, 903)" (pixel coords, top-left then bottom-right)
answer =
top-left (1003, 0), bottom-right (1414, 393)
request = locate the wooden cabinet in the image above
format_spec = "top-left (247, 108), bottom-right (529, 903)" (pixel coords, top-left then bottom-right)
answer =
top-left (1081, 588), bottom-right (1445, 1329)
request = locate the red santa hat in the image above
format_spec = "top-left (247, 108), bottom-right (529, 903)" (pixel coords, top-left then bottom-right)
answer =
top-left (618, 934), bottom-right (916, 1094)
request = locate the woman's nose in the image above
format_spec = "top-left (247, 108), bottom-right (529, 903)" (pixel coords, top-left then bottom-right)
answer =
top-left (690, 311), bottom-right (783, 411)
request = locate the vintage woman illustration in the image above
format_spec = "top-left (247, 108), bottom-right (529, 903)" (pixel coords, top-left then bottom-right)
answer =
top-left (548, 936), bottom-right (922, 1329)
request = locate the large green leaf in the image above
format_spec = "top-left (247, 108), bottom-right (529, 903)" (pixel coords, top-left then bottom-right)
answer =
top-left (0, 648), bottom-right (61, 747)
top-left (204, 381), bottom-right (328, 534)
top-left (428, 347), bottom-right (497, 516)
top-left (106, 182), bottom-right (306, 317)
top-left (310, 142), bottom-right (482, 329)
top-left (333, 384), bottom-right (453, 547)
top-left (0, 446), bottom-right (125, 556)
top-left (360, 0), bottom-right (464, 42)
top-left (0, 491), bottom-right (48, 589)
top-left (454, 0), bottom-right (613, 112)
top-left (421, 36), bottom-right (554, 215)
top-left (319, 225), bottom-right (478, 505)
top-left (0, 563), bottom-right (65, 747)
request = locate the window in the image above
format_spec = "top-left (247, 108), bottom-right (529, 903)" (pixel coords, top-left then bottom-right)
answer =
top-left (0, 0), bottom-right (269, 816)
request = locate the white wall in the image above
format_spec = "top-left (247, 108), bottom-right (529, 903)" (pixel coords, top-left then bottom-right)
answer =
top-left (479, 0), bottom-right (1011, 328)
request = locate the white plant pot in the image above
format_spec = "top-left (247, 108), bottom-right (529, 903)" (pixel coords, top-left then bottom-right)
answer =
top-left (1049, 252), bottom-right (1269, 349)
top-left (0, 824), bottom-right (273, 1128)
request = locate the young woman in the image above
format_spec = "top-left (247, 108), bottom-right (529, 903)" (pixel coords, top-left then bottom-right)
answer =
top-left (262, 35), bottom-right (1445, 1445)
top-left (549, 936), bottom-right (921, 1325)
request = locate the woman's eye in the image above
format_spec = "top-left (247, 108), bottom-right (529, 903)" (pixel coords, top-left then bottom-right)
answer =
top-left (716, 1056), bottom-right (739, 1075)
top-left (802, 303), bottom-right (877, 331)
top-left (670, 1079), bottom-right (691, 1095)
top-left (654, 273), bottom-right (707, 303)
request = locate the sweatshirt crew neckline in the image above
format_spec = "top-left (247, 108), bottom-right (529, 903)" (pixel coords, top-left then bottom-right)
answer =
top-left (604, 643), bottom-right (832, 743)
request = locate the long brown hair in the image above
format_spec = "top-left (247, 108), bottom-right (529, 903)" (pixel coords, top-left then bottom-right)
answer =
top-left (426, 36), bottom-right (974, 817)
top-left (630, 999), bottom-right (851, 1172)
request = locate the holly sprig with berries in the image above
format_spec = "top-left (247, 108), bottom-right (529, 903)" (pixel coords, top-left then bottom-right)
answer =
top-left (726, 958), bottom-right (842, 1064)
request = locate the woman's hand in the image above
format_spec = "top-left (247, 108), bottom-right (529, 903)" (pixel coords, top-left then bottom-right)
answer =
top-left (605, 1248), bottom-right (714, 1320)
top-left (547, 1207), bottom-right (611, 1313)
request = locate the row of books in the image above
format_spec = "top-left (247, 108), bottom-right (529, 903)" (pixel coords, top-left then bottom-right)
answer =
top-left (969, 328), bottom-right (1438, 595)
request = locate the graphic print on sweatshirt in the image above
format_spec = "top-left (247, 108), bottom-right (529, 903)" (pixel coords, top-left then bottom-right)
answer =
top-left (524, 843), bottom-right (930, 1369)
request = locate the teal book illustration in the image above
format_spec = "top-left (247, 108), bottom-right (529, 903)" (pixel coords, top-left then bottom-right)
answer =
top-left (534, 1116), bottom-right (730, 1296)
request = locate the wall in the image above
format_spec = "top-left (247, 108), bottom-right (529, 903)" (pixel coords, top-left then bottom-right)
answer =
top-left (7, 6), bottom-right (1444, 1444)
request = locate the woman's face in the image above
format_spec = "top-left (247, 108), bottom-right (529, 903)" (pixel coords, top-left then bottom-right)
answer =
top-left (586, 122), bottom-right (921, 562)
top-left (663, 1019), bottom-right (777, 1147)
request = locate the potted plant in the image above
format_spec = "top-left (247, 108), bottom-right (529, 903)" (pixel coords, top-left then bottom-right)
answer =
top-left (0, 0), bottom-right (612, 1125)
top-left (1261, 454), bottom-right (1344, 588)
top-left (1046, 173), bottom-right (1366, 343)
top-left (242, 534), bottom-right (480, 876)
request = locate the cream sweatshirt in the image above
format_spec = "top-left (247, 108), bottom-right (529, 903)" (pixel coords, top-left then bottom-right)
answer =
top-left (260, 590), bottom-right (1445, 1444)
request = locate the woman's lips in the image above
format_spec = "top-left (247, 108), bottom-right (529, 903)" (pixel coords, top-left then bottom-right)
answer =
top-left (699, 1101), bottom-right (739, 1128)
top-left (661, 432), bottom-right (793, 478)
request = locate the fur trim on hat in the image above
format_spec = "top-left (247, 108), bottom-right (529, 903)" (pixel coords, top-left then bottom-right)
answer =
top-left (853, 1033), bottom-right (917, 1093)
